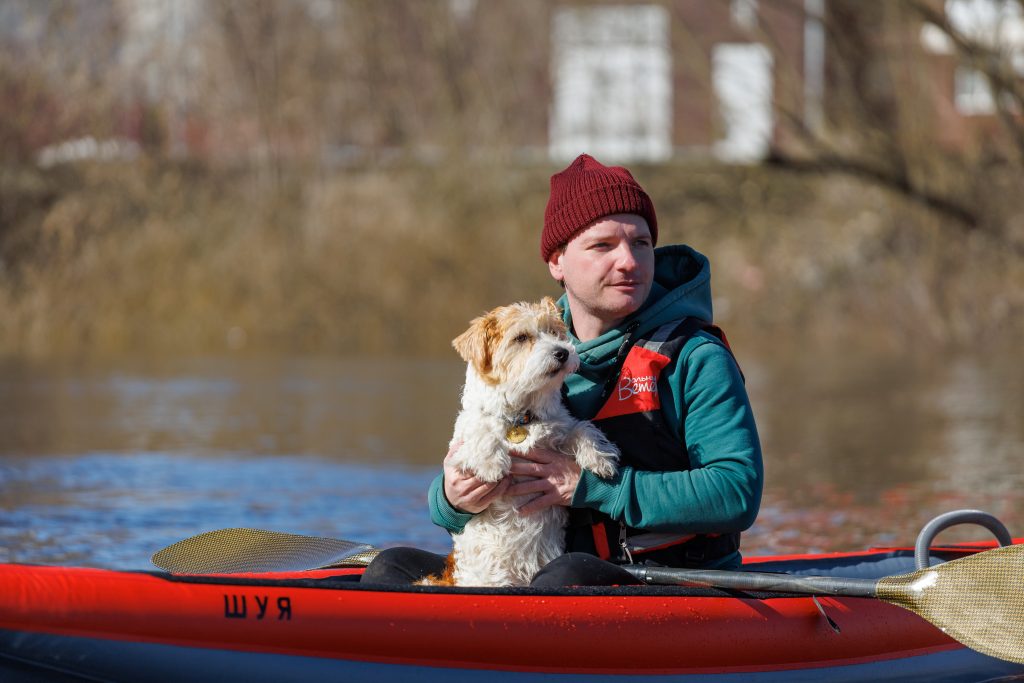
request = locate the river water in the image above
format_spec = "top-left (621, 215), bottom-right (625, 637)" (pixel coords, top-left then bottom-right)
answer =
top-left (1, 345), bottom-right (1021, 570)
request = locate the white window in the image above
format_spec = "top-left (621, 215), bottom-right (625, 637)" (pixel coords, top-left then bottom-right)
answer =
top-left (549, 5), bottom-right (672, 163)
top-left (731, 0), bottom-right (759, 32)
top-left (448, 0), bottom-right (476, 22)
top-left (946, 0), bottom-right (1024, 46)
top-left (933, 1), bottom-right (1024, 114)
top-left (803, 0), bottom-right (826, 132)
top-left (955, 67), bottom-right (996, 115)
top-left (712, 43), bottom-right (774, 163)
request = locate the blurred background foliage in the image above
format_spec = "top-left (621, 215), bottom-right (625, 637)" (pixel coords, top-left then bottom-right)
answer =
top-left (0, 0), bottom-right (1022, 359)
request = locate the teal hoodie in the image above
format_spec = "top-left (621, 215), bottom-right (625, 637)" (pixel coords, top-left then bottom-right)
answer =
top-left (429, 245), bottom-right (763, 566)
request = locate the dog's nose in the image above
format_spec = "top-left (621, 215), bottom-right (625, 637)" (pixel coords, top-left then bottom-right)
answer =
top-left (554, 348), bottom-right (569, 364)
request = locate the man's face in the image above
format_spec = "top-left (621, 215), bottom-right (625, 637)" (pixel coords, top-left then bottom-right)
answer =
top-left (546, 213), bottom-right (655, 338)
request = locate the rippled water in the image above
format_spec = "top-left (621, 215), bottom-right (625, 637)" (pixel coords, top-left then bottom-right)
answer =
top-left (1, 347), bottom-right (1021, 570)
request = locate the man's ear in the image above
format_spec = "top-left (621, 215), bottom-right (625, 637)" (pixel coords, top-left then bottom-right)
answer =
top-left (547, 248), bottom-right (564, 283)
top-left (452, 313), bottom-right (498, 377)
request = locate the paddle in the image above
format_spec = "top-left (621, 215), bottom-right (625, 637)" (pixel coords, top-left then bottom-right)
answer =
top-left (625, 543), bottom-right (1024, 665)
top-left (152, 528), bottom-right (1024, 665)
top-left (151, 528), bottom-right (380, 574)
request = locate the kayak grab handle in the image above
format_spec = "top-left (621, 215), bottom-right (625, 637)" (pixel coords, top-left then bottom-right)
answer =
top-left (914, 509), bottom-right (1013, 570)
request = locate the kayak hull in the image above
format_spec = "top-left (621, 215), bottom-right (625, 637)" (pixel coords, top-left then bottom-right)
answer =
top-left (1, 543), bottom-right (1022, 681)
top-left (1, 629), bottom-right (1020, 683)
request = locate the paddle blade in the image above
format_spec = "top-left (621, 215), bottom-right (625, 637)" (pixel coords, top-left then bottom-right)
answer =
top-left (151, 528), bottom-right (379, 574)
top-left (878, 543), bottom-right (1024, 664)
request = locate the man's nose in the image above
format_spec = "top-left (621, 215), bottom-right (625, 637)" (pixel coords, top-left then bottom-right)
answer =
top-left (613, 242), bottom-right (639, 270)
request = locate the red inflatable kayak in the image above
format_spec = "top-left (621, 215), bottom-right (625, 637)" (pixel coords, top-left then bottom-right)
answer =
top-left (1, 540), bottom-right (1022, 681)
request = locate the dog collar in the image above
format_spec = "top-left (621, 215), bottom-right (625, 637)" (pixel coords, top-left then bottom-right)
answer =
top-left (505, 410), bottom-right (535, 444)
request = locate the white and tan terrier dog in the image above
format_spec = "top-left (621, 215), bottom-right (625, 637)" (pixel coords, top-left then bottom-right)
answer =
top-left (433, 297), bottom-right (619, 587)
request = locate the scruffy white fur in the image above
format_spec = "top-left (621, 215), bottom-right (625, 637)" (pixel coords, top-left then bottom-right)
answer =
top-left (438, 297), bottom-right (618, 587)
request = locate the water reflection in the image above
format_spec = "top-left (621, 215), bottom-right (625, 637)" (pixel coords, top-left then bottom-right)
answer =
top-left (0, 347), bottom-right (1020, 569)
top-left (0, 452), bottom-right (452, 568)
top-left (0, 356), bottom-right (462, 462)
top-left (746, 345), bottom-right (1024, 554)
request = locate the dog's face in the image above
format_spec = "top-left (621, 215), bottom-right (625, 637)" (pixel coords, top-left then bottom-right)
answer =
top-left (453, 297), bottom-right (578, 397)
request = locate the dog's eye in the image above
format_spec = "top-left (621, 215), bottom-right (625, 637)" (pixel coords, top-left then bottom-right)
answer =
top-left (513, 333), bottom-right (531, 344)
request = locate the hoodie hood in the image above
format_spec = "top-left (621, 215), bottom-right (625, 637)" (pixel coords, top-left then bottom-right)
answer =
top-left (558, 244), bottom-right (713, 372)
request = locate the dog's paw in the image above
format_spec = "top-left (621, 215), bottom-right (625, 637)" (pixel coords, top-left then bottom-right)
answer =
top-left (472, 450), bottom-right (512, 484)
top-left (568, 423), bottom-right (619, 479)
top-left (450, 456), bottom-right (506, 484)
top-left (579, 449), bottom-right (619, 479)
top-left (471, 458), bottom-right (509, 484)
top-left (452, 433), bottom-right (510, 483)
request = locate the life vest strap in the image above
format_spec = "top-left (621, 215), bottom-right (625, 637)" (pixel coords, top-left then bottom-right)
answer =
top-left (624, 531), bottom-right (698, 556)
top-left (591, 523), bottom-right (612, 561)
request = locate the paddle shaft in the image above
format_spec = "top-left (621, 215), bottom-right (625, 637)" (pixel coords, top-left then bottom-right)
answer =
top-left (626, 566), bottom-right (879, 597)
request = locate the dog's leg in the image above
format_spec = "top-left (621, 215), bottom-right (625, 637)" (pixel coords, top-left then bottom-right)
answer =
top-left (448, 426), bottom-right (511, 484)
top-left (566, 422), bottom-right (619, 479)
top-left (417, 552), bottom-right (458, 587)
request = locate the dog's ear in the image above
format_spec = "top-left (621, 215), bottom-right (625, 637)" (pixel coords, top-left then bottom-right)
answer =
top-left (540, 296), bottom-right (561, 318)
top-left (452, 313), bottom-right (499, 378)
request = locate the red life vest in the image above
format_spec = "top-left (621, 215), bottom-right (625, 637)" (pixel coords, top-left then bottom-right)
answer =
top-left (565, 318), bottom-right (742, 567)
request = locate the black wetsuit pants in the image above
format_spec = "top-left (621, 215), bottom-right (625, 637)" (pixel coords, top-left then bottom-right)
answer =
top-left (360, 547), bottom-right (641, 587)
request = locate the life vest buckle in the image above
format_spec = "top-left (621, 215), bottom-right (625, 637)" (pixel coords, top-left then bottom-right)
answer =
top-left (618, 523), bottom-right (634, 564)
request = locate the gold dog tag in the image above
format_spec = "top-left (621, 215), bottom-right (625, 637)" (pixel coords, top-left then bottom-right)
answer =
top-left (506, 425), bottom-right (529, 444)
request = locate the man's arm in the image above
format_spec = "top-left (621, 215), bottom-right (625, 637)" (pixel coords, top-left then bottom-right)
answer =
top-left (572, 339), bottom-right (763, 533)
top-left (429, 473), bottom-right (474, 533)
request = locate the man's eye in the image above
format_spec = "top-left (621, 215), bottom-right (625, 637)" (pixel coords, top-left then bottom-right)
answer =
top-left (514, 333), bottom-right (531, 344)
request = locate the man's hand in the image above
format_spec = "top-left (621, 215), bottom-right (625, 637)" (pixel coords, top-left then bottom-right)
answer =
top-left (443, 441), bottom-right (510, 514)
top-left (507, 447), bottom-right (581, 515)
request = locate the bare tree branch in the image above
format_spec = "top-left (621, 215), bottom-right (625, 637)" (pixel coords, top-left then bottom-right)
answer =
top-left (906, 0), bottom-right (1024, 163)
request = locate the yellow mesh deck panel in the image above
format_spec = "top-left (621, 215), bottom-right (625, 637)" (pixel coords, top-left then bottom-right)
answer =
top-left (151, 528), bottom-right (380, 574)
top-left (877, 544), bottom-right (1024, 664)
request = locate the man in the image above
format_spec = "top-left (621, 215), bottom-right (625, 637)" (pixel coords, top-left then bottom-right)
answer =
top-left (364, 154), bottom-right (762, 585)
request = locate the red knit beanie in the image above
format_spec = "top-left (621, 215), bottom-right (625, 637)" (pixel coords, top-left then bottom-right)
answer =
top-left (541, 154), bottom-right (658, 262)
